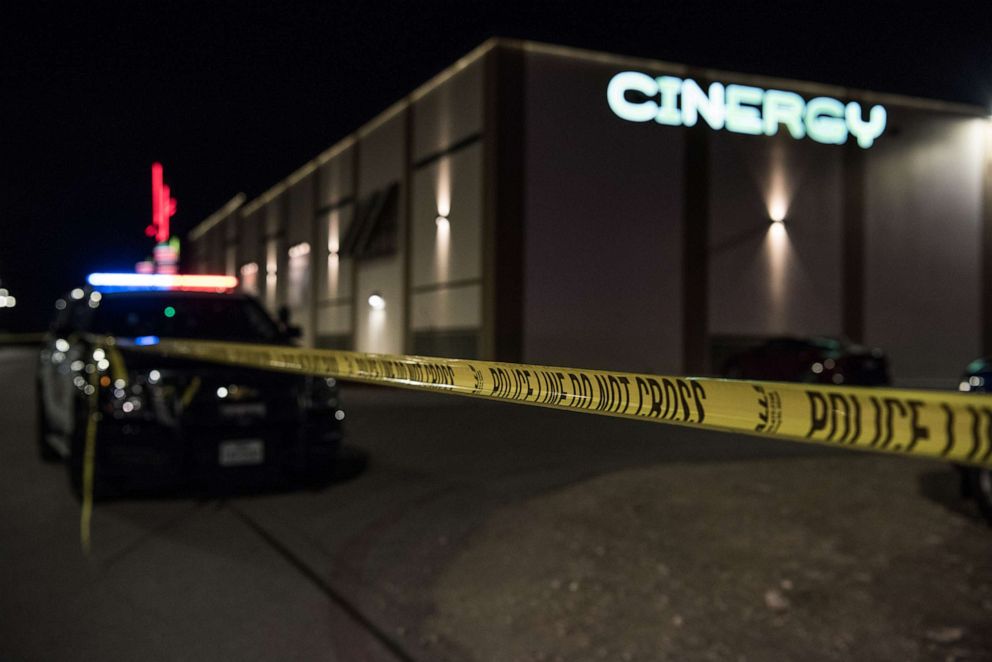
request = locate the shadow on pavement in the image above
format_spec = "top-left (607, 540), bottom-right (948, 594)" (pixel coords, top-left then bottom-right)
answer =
top-left (90, 443), bottom-right (370, 503)
top-left (84, 444), bottom-right (372, 569)
top-left (916, 467), bottom-right (986, 526)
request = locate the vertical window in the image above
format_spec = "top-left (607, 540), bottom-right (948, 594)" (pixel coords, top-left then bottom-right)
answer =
top-left (340, 183), bottom-right (399, 260)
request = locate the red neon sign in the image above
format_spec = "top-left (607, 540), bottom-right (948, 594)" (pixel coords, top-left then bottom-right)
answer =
top-left (146, 162), bottom-right (177, 244)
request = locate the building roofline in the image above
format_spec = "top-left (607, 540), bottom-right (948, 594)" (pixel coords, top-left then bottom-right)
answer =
top-left (188, 193), bottom-right (246, 241)
top-left (514, 40), bottom-right (987, 117)
top-left (191, 38), bottom-right (988, 236)
top-left (231, 39), bottom-right (500, 223)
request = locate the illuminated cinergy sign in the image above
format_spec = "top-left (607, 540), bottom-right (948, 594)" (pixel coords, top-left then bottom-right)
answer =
top-left (607, 72), bottom-right (887, 148)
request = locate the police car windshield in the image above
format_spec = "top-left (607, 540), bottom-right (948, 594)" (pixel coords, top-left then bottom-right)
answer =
top-left (89, 292), bottom-right (281, 342)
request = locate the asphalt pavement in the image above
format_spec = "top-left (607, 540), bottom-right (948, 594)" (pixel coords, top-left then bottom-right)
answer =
top-left (1, 347), bottom-right (990, 661)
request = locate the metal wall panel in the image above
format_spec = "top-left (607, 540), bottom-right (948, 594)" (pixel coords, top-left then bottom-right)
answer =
top-left (411, 284), bottom-right (482, 330)
top-left (522, 49), bottom-right (685, 374)
top-left (354, 111), bottom-right (406, 355)
top-left (865, 112), bottom-right (985, 387)
top-left (317, 144), bottom-right (355, 209)
top-left (413, 59), bottom-right (483, 161)
top-left (708, 133), bottom-right (843, 339)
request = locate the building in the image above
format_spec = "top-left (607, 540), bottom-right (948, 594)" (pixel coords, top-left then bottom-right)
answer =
top-left (186, 38), bottom-right (992, 388)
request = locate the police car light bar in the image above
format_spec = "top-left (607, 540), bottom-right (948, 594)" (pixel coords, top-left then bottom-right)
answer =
top-left (86, 273), bottom-right (238, 291)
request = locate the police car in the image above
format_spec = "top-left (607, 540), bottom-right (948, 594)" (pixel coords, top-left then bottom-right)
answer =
top-left (36, 273), bottom-right (344, 496)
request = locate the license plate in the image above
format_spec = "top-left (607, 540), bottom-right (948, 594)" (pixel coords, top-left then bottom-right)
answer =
top-left (218, 439), bottom-right (265, 466)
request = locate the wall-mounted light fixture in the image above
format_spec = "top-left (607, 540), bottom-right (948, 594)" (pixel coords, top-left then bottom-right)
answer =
top-left (368, 293), bottom-right (386, 310)
top-left (768, 201), bottom-right (787, 224)
top-left (435, 215), bottom-right (449, 230)
top-left (288, 242), bottom-right (311, 259)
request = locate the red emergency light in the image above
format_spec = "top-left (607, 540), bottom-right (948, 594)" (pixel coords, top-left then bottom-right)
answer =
top-left (87, 273), bottom-right (238, 292)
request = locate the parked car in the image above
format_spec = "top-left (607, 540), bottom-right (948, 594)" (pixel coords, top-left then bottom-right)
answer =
top-left (719, 336), bottom-right (890, 386)
top-left (37, 284), bottom-right (344, 496)
top-left (956, 357), bottom-right (992, 524)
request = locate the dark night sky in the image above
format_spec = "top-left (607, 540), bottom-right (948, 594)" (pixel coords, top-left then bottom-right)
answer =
top-left (2, 1), bottom-right (990, 330)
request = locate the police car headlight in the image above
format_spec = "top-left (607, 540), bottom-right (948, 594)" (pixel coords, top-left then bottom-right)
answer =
top-left (104, 374), bottom-right (152, 418)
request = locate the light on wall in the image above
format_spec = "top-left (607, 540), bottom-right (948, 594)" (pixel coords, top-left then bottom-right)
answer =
top-left (436, 157), bottom-right (451, 218)
top-left (767, 193), bottom-right (787, 223)
top-left (327, 213), bottom-right (341, 257)
top-left (765, 217), bottom-right (790, 332)
top-left (288, 242), bottom-right (311, 259)
top-left (434, 212), bottom-right (451, 283)
top-left (368, 293), bottom-right (386, 310)
top-left (764, 142), bottom-right (792, 224)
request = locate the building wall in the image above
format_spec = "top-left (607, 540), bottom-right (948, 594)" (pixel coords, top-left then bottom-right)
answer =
top-left (521, 43), bottom-right (987, 384)
top-left (189, 51), bottom-right (488, 356)
top-left (314, 204), bottom-right (354, 347)
top-left (238, 206), bottom-right (263, 295)
top-left (223, 212), bottom-right (238, 278)
top-left (413, 58), bottom-right (484, 161)
top-left (522, 49), bottom-right (685, 374)
top-left (187, 229), bottom-right (209, 274)
top-left (187, 40), bottom-right (989, 387)
top-left (410, 57), bottom-right (484, 358)
top-left (207, 225), bottom-right (225, 275)
top-left (410, 143), bottom-right (484, 356)
top-left (354, 111), bottom-right (407, 355)
top-left (262, 194), bottom-right (285, 311)
top-left (708, 132), bottom-right (843, 340)
top-left (314, 143), bottom-right (356, 349)
top-left (285, 173), bottom-right (314, 344)
top-left (864, 111), bottom-right (986, 387)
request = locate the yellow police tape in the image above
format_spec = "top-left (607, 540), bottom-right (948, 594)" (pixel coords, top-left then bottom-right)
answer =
top-left (80, 368), bottom-right (100, 556)
top-left (114, 337), bottom-right (992, 470)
